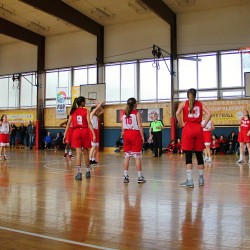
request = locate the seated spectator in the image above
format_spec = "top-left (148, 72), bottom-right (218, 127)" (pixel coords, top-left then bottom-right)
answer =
top-left (211, 134), bottom-right (220, 154)
top-left (44, 131), bottom-right (52, 149)
top-left (142, 133), bottom-right (154, 152)
top-left (166, 140), bottom-right (177, 154)
top-left (115, 133), bottom-right (124, 152)
top-left (176, 138), bottom-right (183, 154)
top-left (218, 135), bottom-right (226, 154)
top-left (52, 132), bottom-right (63, 149)
top-left (226, 131), bottom-right (237, 154)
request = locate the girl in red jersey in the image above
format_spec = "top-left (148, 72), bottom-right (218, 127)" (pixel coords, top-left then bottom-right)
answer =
top-left (176, 88), bottom-right (211, 188)
top-left (121, 97), bottom-right (146, 183)
top-left (236, 109), bottom-right (250, 164)
top-left (201, 116), bottom-right (214, 163)
top-left (63, 96), bottom-right (95, 180)
top-left (0, 115), bottom-right (11, 160)
top-left (60, 115), bottom-right (73, 159)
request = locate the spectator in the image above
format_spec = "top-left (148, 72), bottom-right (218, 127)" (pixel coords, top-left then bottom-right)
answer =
top-left (44, 131), bottom-right (53, 149)
top-left (218, 135), bottom-right (226, 154)
top-left (166, 140), bottom-right (176, 154)
top-left (10, 122), bottom-right (17, 148)
top-left (19, 123), bottom-right (27, 148)
top-left (115, 133), bottom-right (124, 152)
top-left (226, 131), bottom-right (237, 154)
top-left (211, 134), bottom-right (220, 154)
top-left (176, 138), bottom-right (183, 154)
top-left (142, 133), bottom-right (154, 152)
top-left (27, 121), bottom-right (35, 149)
top-left (52, 132), bottom-right (63, 149)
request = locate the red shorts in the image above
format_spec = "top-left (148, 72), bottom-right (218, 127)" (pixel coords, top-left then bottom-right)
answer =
top-left (124, 130), bottom-right (142, 153)
top-left (238, 130), bottom-right (250, 143)
top-left (0, 133), bottom-right (10, 145)
top-left (203, 131), bottom-right (212, 144)
top-left (65, 127), bottom-right (73, 144)
top-left (71, 127), bottom-right (91, 149)
top-left (90, 129), bottom-right (99, 143)
top-left (182, 123), bottom-right (204, 151)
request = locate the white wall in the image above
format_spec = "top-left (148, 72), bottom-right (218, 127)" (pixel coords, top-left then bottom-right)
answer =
top-left (0, 42), bottom-right (37, 75)
top-left (104, 17), bottom-right (171, 62)
top-left (45, 30), bottom-right (96, 69)
top-left (177, 3), bottom-right (250, 54)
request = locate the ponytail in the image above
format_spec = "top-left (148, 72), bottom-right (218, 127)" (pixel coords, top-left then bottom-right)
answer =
top-left (70, 96), bottom-right (86, 115)
top-left (125, 97), bottom-right (136, 117)
top-left (187, 88), bottom-right (196, 114)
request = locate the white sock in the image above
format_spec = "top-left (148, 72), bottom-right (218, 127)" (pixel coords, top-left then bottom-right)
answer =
top-left (69, 150), bottom-right (72, 156)
top-left (199, 170), bottom-right (204, 177)
top-left (187, 170), bottom-right (193, 180)
top-left (64, 149), bottom-right (67, 153)
top-left (137, 171), bottom-right (142, 178)
top-left (124, 170), bottom-right (128, 177)
top-left (239, 154), bottom-right (243, 160)
top-left (86, 168), bottom-right (91, 172)
top-left (77, 166), bottom-right (81, 173)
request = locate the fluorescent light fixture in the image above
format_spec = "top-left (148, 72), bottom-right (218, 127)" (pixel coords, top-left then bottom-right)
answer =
top-left (0, 4), bottom-right (16, 16)
top-left (176, 0), bottom-right (196, 7)
top-left (128, 0), bottom-right (150, 14)
top-left (91, 7), bottom-right (114, 21)
top-left (28, 21), bottom-right (50, 32)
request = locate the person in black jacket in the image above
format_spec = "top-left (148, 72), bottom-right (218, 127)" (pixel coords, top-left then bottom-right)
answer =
top-left (226, 131), bottom-right (237, 154)
top-left (10, 123), bottom-right (17, 148)
top-left (19, 123), bottom-right (27, 148)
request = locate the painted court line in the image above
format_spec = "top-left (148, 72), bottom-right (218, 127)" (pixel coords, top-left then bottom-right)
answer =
top-left (0, 226), bottom-right (117, 250)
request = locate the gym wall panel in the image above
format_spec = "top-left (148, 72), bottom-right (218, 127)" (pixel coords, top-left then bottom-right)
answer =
top-left (177, 2), bottom-right (250, 54)
top-left (103, 102), bottom-right (171, 127)
top-left (0, 42), bottom-right (37, 75)
top-left (105, 17), bottom-right (171, 62)
top-left (45, 30), bottom-right (96, 69)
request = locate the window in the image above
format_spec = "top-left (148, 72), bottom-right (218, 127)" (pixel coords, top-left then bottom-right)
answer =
top-left (158, 60), bottom-right (171, 100)
top-left (198, 54), bottom-right (217, 89)
top-left (221, 52), bottom-right (242, 88)
top-left (45, 68), bottom-right (72, 107)
top-left (20, 73), bottom-right (37, 107)
top-left (73, 67), bottom-right (87, 86)
top-left (0, 77), bottom-right (10, 108)
top-left (121, 63), bottom-right (136, 102)
top-left (140, 61), bottom-right (156, 101)
top-left (178, 57), bottom-right (197, 90)
top-left (105, 64), bottom-right (120, 102)
top-left (105, 62), bottom-right (136, 103)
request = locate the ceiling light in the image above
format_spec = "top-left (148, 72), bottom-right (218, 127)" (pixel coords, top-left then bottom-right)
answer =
top-left (28, 21), bottom-right (50, 32)
top-left (176, 0), bottom-right (196, 7)
top-left (128, 0), bottom-right (150, 14)
top-left (91, 8), bottom-right (114, 21)
top-left (0, 4), bottom-right (16, 16)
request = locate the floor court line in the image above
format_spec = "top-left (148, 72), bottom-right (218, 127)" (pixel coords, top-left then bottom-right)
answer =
top-left (0, 226), bottom-right (117, 250)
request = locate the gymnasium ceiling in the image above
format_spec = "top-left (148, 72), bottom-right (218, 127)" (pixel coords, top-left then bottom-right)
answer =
top-left (0, 0), bottom-right (249, 45)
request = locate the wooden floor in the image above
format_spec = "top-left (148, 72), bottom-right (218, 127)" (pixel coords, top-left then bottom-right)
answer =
top-left (0, 149), bottom-right (250, 250)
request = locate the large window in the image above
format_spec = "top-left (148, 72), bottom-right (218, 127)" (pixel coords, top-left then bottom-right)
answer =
top-left (105, 62), bottom-right (136, 103)
top-left (20, 73), bottom-right (37, 107)
top-left (177, 50), bottom-right (247, 100)
top-left (73, 66), bottom-right (97, 86)
top-left (45, 68), bottom-right (72, 106)
top-left (221, 51), bottom-right (242, 88)
top-left (198, 54), bottom-right (217, 89)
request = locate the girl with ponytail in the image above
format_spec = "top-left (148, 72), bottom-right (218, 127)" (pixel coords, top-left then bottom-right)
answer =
top-left (63, 96), bottom-right (95, 180)
top-left (176, 88), bottom-right (211, 188)
top-left (121, 97), bottom-right (146, 183)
